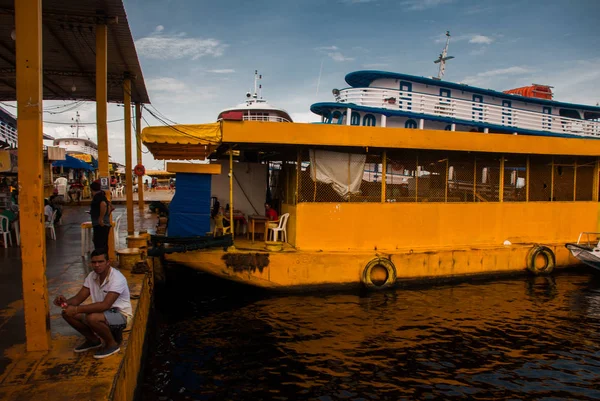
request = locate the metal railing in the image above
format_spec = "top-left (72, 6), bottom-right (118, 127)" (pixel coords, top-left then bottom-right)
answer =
top-left (243, 115), bottom-right (291, 123)
top-left (335, 87), bottom-right (600, 138)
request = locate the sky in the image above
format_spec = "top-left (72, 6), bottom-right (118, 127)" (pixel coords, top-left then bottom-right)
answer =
top-left (16, 0), bottom-right (600, 170)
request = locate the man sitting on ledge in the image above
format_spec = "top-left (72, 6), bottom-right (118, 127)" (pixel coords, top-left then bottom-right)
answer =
top-left (53, 249), bottom-right (132, 359)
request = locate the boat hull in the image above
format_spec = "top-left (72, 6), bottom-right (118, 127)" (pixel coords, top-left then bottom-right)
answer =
top-left (161, 242), bottom-right (579, 290)
top-left (566, 243), bottom-right (600, 271)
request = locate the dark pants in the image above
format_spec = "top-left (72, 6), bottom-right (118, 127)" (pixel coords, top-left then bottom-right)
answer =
top-left (93, 225), bottom-right (111, 254)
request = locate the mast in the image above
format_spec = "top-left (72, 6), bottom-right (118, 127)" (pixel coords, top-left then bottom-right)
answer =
top-left (70, 111), bottom-right (81, 138)
top-left (434, 31), bottom-right (454, 80)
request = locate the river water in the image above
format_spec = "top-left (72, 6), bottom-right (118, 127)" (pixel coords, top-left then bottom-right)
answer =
top-left (140, 267), bottom-right (600, 400)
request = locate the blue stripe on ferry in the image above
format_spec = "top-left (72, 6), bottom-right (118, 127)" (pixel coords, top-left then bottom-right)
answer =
top-left (345, 71), bottom-right (600, 112)
top-left (309, 102), bottom-right (600, 140)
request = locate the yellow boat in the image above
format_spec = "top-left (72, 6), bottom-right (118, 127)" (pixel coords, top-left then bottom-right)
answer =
top-left (141, 118), bottom-right (600, 290)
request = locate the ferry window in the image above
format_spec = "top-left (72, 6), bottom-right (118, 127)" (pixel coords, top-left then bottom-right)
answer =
top-left (351, 112), bottom-right (360, 126)
top-left (559, 109), bottom-right (581, 119)
top-left (439, 89), bottom-right (451, 98)
top-left (405, 119), bottom-right (417, 129)
top-left (73, 140), bottom-right (78, 145)
top-left (444, 124), bottom-right (452, 131)
top-left (332, 111), bottom-right (342, 124)
top-left (363, 114), bottom-right (376, 126)
top-left (584, 111), bottom-right (600, 120)
top-left (65, 141), bottom-right (69, 145)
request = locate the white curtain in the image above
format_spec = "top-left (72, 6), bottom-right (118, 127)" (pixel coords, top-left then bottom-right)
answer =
top-left (309, 149), bottom-right (366, 199)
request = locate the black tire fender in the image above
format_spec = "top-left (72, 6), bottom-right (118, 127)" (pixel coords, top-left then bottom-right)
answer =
top-left (361, 258), bottom-right (397, 290)
top-left (527, 246), bottom-right (555, 275)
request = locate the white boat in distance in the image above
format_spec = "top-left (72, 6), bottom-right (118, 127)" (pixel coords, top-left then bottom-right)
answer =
top-left (218, 71), bottom-right (292, 123)
top-left (566, 233), bottom-right (600, 271)
top-left (311, 32), bottom-right (600, 139)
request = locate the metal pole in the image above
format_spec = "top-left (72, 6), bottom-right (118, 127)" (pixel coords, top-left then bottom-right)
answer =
top-left (135, 103), bottom-right (144, 211)
top-left (296, 149), bottom-right (300, 204)
top-left (124, 77), bottom-right (133, 235)
top-left (499, 156), bottom-right (505, 202)
top-left (16, 0), bottom-right (50, 352)
top-left (550, 156), bottom-right (554, 202)
top-left (381, 151), bottom-right (387, 203)
top-left (229, 145), bottom-right (234, 237)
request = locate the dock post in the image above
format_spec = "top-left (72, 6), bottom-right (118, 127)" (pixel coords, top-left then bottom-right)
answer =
top-left (124, 76), bottom-right (134, 235)
top-left (136, 103), bottom-right (144, 212)
top-left (16, 0), bottom-right (51, 352)
top-left (96, 23), bottom-right (115, 259)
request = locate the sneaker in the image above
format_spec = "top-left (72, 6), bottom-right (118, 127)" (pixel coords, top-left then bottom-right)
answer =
top-left (73, 339), bottom-right (102, 353)
top-left (93, 345), bottom-right (121, 359)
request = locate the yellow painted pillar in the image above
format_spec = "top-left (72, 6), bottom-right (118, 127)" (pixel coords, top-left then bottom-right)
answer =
top-left (96, 24), bottom-right (115, 259)
top-left (381, 151), bottom-right (386, 203)
top-left (123, 77), bottom-right (134, 235)
top-left (135, 103), bottom-right (144, 212)
top-left (550, 156), bottom-right (554, 202)
top-left (229, 145), bottom-right (234, 237)
top-left (16, 0), bottom-right (50, 352)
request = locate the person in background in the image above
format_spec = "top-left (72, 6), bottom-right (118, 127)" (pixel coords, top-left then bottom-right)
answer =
top-left (44, 199), bottom-right (54, 222)
top-left (68, 180), bottom-right (83, 204)
top-left (90, 181), bottom-right (113, 254)
top-left (53, 249), bottom-right (132, 359)
top-left (49, 188), bottom-right (64, 223)
top-left (265, 203), bottom-right (278, 222)
top-left (144, 179), bottom-right (149, 192)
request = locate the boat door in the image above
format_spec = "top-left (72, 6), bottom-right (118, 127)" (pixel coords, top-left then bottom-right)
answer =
top-left (399, 81), bottom-right (412, 111)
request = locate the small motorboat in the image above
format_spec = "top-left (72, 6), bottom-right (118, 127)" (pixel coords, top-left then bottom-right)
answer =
top-left (566, 232), bottom-right (600, 270)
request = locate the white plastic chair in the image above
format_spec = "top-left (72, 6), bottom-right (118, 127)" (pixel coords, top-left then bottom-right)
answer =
top-left (0, 215), bottom-right (12, 248)
top-left (116, 186), bottom-right (124, 197)
top-left (113, 214), bottom-right (123, 250)
top-left (268, 213), bottom-right (289, 243)
top-left (45, 210), bottom-right (57, 240)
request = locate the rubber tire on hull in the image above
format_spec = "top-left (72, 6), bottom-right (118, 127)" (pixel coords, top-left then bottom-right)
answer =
top-left (527, 246), bottom-right (555, 275)
top-left (362, 258), bottom-right (397, 290)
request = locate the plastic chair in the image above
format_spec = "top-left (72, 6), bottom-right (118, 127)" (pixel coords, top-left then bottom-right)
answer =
top-left (0, 215), bottom-right (12, 248)
top-left (81, 221), bottom-right (93, 256)
top-left (116, 186), bottom-right (124, 197)
top-left (268, 213), bottom-right (289, 243)
top-left (113, 214), bottom-right (123, 250)
top-left (45, 210), bottom-right (57, 240)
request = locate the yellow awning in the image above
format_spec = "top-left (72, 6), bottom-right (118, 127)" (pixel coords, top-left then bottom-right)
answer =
top-left (141, 122), bottom-right (222, 160)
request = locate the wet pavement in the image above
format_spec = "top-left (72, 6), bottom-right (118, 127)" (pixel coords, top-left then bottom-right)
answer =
top-left (0, 205), bottom-right (156, 400)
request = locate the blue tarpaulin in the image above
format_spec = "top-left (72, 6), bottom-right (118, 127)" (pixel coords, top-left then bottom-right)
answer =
top-left (52, 154), bottom-right (94, 171)
top-left (167, 173), bottom-right (211, 237)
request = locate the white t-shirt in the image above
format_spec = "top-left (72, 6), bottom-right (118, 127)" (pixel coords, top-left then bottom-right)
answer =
top-left (44, 204), bottom-right (53, 222)
top-left (83, 267), bottom-right (133, 319)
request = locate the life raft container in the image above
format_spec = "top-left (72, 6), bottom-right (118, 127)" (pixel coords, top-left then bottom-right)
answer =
top-left (362, 258), bottom-right (397, 290)
top-left (526, 245), bottom-right (555, 275)
top-left (134, 164), bottom-right (146, 177)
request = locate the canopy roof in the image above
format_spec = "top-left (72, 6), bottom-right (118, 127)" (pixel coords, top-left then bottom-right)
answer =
top-left (0, 0), bottom-right (149, 103)
top-left (52, 154), bottom-right (94, 171)
top-left (141, 123), bottom-right (222, 160)
top-left (145, 170), bottom-right (175, 177)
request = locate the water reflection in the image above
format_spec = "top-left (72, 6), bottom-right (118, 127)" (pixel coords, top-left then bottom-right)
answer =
top-left (141, 269), bottom-right (600, 400)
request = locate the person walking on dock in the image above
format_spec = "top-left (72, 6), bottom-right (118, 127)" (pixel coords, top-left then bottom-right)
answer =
top-left (90, 181), bottom-right (113, 254)
top-left (53, 249), bottom-right (132, 359)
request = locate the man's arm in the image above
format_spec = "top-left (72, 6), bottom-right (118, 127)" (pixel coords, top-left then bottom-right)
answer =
top-left (67, 286), bottom-right (90, 306)
top-left (98, 200), bottom-right (107, 226)
top-left (64, 292), bottom-right (119, 316)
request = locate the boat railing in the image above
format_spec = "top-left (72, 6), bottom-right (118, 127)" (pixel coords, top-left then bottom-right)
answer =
top-left (336, 88), bottom-right (600, 138)
top-left (243, 115), bottom-right (291, 123)
top-left (576, 232), bottom-right (600, 248)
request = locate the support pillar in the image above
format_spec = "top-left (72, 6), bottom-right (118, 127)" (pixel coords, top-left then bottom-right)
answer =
top-left (124, 77), bottom-right (133, 235)
top-left (499, 156), bottom-right (505, 202)
top-left (136, 103), bottom-right (144, 212)
top-left (229, 145), bottom-right (234, 237)
top-left (381, 151), bottom-right (386, 202)
top-left (16, 0), bottom-right (50, 352)
top-left (96, 23), bottom-right (115, 259)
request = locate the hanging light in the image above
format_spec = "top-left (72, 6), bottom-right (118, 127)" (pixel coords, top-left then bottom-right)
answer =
top-left (10, 28), bottom-right (15, 41)
top-left (71, 79), bottom-right (76, 92)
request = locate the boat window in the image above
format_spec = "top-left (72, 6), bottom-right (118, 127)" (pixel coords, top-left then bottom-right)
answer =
top-left (332, 111), bottom-right (342, 124)
top-left (405, 119), bottom-right (417, 129)
top-left (363, 114), bottom-right (376, 126)
top-left (559, 109), bottom-right (581, 119)
top-left (73, 140), bottom-right (78, 145)
top-left (584, 111), bottom-right (600, 120)
top-left (351, 112), bottom-right (360, 126)
top-left (65, 141), bottom-right (69, 145)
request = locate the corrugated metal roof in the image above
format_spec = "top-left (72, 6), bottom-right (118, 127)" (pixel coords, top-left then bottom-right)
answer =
top-left (0, 0), bottom-right (149, 103)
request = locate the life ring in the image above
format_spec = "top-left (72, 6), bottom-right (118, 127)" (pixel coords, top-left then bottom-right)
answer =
top-left (134, 164), bottom-right (146, 177)
top-left (526, 245), bottom-right (555, 275)
top-left (362, 258), bottom-right (396, 290)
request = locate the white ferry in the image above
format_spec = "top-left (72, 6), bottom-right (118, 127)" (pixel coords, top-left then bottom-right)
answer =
top-left (311, 33), bottom-right (600, 139)
top-left (53, 112), bottom-right (98, 159)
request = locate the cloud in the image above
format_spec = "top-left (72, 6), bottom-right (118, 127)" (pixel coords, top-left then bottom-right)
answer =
top-left (155, 25), bottom-right (164, 32)
top-left (207, 69), bottom-right (235, 74)
top-left (315, 46), bottom-right (354, 62)
top-left (401, 0), bottom-right (452, 11)
top-left (461, 66), bottom-right (535, 86)
top-left (340, 0), bottom-right (378, 3)
top-left (469, 35), bottom-right (494, 45)
top-left (135, 31), bottom-right (226, 60)
top-left (477, 66), bottom-right (534, 77)
top-left (362, 63), bottom-right (390, 69)
top-left (146, 77), bottom-right (187, 92)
